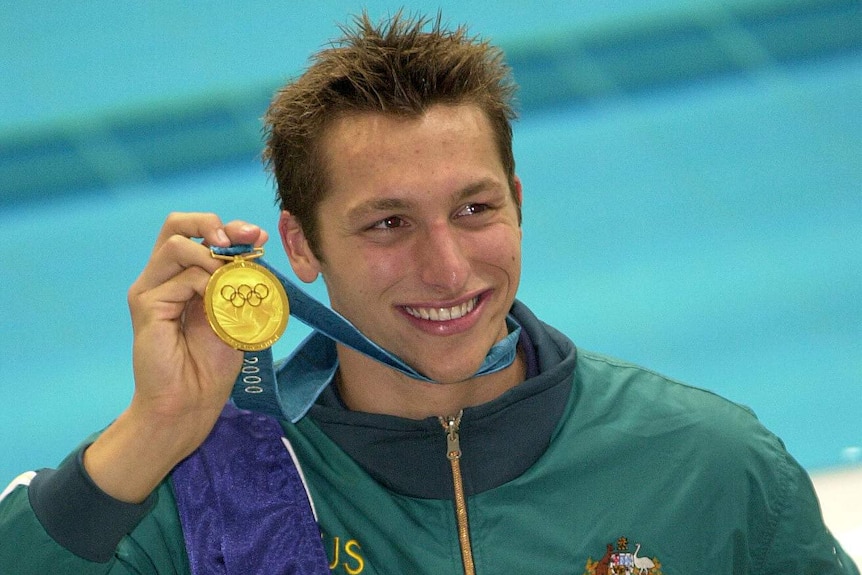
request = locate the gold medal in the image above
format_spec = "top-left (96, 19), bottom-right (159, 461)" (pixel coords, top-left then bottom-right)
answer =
top-left (204, 247), bottom-right (289, 351)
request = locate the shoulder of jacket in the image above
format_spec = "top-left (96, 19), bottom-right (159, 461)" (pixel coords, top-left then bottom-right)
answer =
top-left (572, 349), bottom-right (790, 465)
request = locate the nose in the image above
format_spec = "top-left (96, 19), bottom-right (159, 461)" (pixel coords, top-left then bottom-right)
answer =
top-left (416, 222), bottom-right (470, 293)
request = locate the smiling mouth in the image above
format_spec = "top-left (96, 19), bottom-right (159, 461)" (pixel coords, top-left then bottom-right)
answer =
top-left (403, 296), bottom-right (479, 322)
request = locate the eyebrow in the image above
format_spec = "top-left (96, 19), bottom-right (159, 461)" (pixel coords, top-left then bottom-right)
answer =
top-left (345, 197), bottom-right (412, 225)
top-left (455, 178), bottom-right (503, 201)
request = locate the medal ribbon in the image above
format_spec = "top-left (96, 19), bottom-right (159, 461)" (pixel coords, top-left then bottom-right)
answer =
top-left (213, 245), bottom-right (521, 421)
top-left (172, 405), bottom-right (330, 575)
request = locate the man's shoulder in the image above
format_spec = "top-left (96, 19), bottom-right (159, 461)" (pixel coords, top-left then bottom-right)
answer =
top-left (575, 349), bottom-right (756, 414)
top-left (570, 349), bottom-right (784, 465)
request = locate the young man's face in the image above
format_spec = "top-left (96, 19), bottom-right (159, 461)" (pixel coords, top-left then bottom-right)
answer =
top-left (285, 103), bottom-right (522, 384)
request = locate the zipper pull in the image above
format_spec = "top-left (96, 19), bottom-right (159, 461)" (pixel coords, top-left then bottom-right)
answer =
top-left (440, 411), bottom-right (463, 461)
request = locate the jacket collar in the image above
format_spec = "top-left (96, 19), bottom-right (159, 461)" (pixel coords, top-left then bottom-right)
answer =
top-left (307, 300), bottom-right (578, 499)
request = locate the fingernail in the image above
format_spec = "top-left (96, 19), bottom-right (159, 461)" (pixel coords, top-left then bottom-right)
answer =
top-left (216, 228), bottom-right (230, 245)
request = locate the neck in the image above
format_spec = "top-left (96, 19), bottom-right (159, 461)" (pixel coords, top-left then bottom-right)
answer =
top-left (334, 343), bottom-right (527, 419)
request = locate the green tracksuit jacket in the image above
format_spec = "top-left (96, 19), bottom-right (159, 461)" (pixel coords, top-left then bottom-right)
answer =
top-left (0, 302), bottom-right (857, 574)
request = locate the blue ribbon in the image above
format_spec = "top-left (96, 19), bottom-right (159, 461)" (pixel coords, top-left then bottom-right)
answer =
top-left (215, 245), bottom-right (521, 421)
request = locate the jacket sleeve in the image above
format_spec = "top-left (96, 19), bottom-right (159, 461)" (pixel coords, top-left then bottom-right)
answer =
top-left (757, 449), bottom-right (859, 575)
top-left (0, 445), bottom-right (161, 574)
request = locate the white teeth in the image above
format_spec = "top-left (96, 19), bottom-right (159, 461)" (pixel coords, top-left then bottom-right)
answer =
top-left (405, 297), bottom-right (477, 322)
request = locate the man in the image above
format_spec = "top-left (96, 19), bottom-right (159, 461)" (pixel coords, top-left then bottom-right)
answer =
top-left (0, 12), bottom-right (856, 575)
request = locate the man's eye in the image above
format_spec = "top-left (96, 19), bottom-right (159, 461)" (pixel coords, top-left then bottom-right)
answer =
top-left (457, 203), bottom-right (490, 217)
top-left (371, 216), bottom-right (406, 230)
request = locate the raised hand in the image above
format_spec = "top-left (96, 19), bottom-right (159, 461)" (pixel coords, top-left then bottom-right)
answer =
top-left (83, 213), bottom-right (268, 502)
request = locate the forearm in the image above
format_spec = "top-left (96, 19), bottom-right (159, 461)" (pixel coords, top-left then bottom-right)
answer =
top-left (82, 405), bottom-right (216, 504)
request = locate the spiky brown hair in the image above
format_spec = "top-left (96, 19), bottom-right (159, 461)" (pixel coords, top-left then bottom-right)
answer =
top-left (263, 11), bottom-right (519, 258)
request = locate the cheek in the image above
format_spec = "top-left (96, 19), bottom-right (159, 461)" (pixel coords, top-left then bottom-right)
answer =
top-left (507, 244), bottom-right (522, 283)
top-left (482, 228), bottom-right (521, 266)
top-left (488, 231), bottom-right (522, 293)
top-left (334, 248), bottom-right (407, 301)
top-left (356, 243), bottom-right (416, 284)
top-left (365, 253), bottom-right (403, 279)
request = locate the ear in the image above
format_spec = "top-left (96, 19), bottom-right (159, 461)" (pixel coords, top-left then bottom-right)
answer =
top-left (513, 175), bottom-right (523, 208)
top-left (512, 176), bottom-right (524, 236)
top-left (278, 211), bottom-right (322, 283)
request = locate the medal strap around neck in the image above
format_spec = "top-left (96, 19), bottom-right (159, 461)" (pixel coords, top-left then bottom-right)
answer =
top-left (212, 244), bottom-right (521, 421)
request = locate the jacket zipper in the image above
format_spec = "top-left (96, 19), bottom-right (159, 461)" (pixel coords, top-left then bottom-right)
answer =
top-left (439, 411), bottom-right (475, 575)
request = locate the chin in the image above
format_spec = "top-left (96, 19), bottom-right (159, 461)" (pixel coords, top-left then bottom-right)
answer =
top-left (415, 360), bottom-right (484, 385)
top-left (406, 334), bottom-right (507, 384)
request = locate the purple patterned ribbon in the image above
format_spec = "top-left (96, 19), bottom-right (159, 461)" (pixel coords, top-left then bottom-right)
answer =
top-left (172, 404), bottom-right (330, 574)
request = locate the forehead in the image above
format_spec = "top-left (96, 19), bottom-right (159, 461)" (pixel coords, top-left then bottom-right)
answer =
top-left (318, 104), bottom-right (501, 181)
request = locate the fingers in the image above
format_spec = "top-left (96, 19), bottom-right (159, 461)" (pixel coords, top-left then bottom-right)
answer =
top-left (133, 213), bottom-right (269, 296)
top-left (223, 220), bottom-right (270, 248)
top-left (151, 213), bottom-right (269, 255)
top-left (152, 212), bottom-right (230, 251)
top-left (131, 234), bottom-right (215, 298)
top-left (132, 265), bottom-right (212, 324)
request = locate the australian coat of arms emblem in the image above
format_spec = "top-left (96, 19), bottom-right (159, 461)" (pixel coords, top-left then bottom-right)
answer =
top-left (583, 537), bottom-right (662, 575)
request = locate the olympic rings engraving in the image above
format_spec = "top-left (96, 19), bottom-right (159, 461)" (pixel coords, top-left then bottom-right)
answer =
top-left (220, 283), bottom-right (270, 308)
